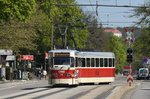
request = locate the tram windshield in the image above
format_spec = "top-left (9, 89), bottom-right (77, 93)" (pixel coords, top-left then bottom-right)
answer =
top-left (53, 57), bottom-right (74, 66)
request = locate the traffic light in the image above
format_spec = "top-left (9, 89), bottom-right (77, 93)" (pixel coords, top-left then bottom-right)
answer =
top-left (127, 48), bottom-right (133, 53)
top-left (126, 48), bottom-right (133, 63)
top-left (127, 54), bottom-right (133, 63)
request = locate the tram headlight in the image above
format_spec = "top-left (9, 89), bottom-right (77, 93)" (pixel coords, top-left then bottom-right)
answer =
top-left (66, 73), bottom-right (71, 77)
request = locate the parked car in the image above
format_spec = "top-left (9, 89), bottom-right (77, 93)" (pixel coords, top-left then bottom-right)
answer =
top-left (137, 68), bottom-right (149, 80)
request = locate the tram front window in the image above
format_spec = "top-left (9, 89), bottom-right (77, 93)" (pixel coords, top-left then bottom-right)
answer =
top-left (53, 57), bottom-right (74, 67)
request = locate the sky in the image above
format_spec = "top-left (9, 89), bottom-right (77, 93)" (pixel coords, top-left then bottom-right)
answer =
top-left (76, 0), bottom-right (146, 28)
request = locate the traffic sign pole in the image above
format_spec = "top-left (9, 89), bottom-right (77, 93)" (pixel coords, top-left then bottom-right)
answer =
top-left (125, 27), bottom-right (134, 86)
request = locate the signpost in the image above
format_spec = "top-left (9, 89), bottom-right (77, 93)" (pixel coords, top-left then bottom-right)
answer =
top-left (45, 52), bottom-right (48, 70)
top-left (125, 28), bottom-right (134, 86)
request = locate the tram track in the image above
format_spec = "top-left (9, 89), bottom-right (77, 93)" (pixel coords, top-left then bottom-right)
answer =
top-left (1, 86), bottom-right (72, 99)
top-left (67, 86), bottom-right (99, 99)
top-left (66, 85), bottom-right (116, 99)
top-left (0, 79), bottom-right (129, 99)
top-left (95, 86), bottom-right (116, 99)
top-left (1, 87), bottom-right (49, 99)
top-left (32, 86), bottom-right (75, 99)
top-left (2, 85), bottom-right (116, 99)
top-left (0, 73), bottom-right (138, 99)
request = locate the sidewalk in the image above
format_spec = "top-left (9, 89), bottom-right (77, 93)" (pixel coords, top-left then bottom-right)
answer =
top-left (0, 79), bottom-right (30, 84)
top-left (0, 76), bottom-right (48, 84)
top-left (106, 82), bottom-right (141, 99)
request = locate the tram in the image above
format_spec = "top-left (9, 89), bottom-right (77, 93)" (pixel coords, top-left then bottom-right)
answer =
top-left (48, 49), bottom-right (115, 86)
top-left (48, 49), bottom-right (79, 86)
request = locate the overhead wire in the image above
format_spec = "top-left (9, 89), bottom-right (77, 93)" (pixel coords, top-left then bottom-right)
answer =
top-left (74, 0), bottom-right (146, 27)
top-left (88, 0), bottom-right (102, 27)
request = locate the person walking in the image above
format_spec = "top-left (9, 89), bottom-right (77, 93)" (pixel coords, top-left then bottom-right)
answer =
top-left (38, 69), bottom-right (42, 80)
top-left (43, 70), bottom-right (47, 79)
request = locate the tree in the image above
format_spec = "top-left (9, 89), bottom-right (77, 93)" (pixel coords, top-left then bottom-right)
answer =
top-left (0, 20), bottom-right (37, 54)
top-left (133, 1), bottom-right (150, 26)
top-left (133, 27), bottom-right (150, 58)
top-left (40, 0), bottom-right (89, 49)
top-left (108, 36), bottom-right (126, 73)
top-left (0, 5), bottom-right (49, 54)
top-left (83, 12), bottom-right (106, 51)
top-left (0, 0), bottom-right (36, 22)
top-left (132, 27), bottom-right (150, 70)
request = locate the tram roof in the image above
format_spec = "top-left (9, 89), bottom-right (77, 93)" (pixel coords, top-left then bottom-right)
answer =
top-left (76, 51), bottom-right (115, 58)
top-left (48, 49), bottom-right (78, 53)
top-left (48, 49), bottom-right (115, 58)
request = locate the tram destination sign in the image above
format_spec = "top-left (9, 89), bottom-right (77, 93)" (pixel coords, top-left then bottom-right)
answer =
top-left (55, 53), bottom-right (70, 57)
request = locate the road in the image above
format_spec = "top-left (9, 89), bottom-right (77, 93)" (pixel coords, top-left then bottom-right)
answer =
top-left (123, 79), bottom-right (150, 99)
top-left (0, 75), bottom-right (142, 99)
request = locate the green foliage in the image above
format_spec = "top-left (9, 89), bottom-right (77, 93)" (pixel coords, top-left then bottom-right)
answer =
top-left (108, 36), bottom-right (126, 73)
top-left (0, 0), bottom-right (36, 22)
top-left (133, 1), bottom-right (150, 26)
top-left (0, 0), bottom-right (88, 53)
top-left (29, 9), bottom-right (52, 52)
top-left (133, 27), bottom-right (150, 58)
top-left (84, 12), bottom-right (106, 51)
top-left (132, 27), bottom-right (150, 70)
top-left (0, 22), bottom-right (37, 53)
top-left (39, 0), bottom-right (89, 49)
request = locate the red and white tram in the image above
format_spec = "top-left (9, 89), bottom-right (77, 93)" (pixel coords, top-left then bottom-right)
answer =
top-left (76, 51), bottom-right (115, 84)
top-left (48, 49), bottom-right (115, 86)
top-left (48, 49), bottom-right (79, 86)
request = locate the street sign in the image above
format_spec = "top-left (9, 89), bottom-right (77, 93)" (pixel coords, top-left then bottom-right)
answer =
top-left (124, 28), bottom-right (135, 42)
top-left (20, 55), bottom-right (34, 61)
top-left (143, 57), bottom-right (148, 67)
top-left (143, 56), bottom-right (148, 63)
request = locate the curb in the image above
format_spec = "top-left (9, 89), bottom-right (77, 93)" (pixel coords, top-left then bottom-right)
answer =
top-left (121, 83), bottom-right (141, 99)
top-left (106, 84), bottom-right (137, 99)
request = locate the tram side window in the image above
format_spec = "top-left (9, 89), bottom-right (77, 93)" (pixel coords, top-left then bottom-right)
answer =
top-left (91, 58), bottom-right (94, 67)
top-left (100, 58), bottom-right (103, 67)
top-left (81, 58), bottom-right (85, 67)
top-left (96, 58), bottom-right (99, 67)
top-left (76, 58), bottom-right (81, 67)
top-left (113, 58), bottom-right (115, 67)
top-left (87, 58), bottom-right (90, 67)
top-left (78, 58), bottom-right (82, 67)
top-left (76, 58), bottom-right (78, 67)
top-left (109, 58), bottom-right (112, 67)
top-left (104, 58), bottom-right (108, 67)
top-left (70, 58), bottom-right (74, 67)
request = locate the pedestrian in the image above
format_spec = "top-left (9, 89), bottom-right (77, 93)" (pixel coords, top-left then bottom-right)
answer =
top-left (43, 70), bottom-right (47, 79)
top-left (38, 69), bottom-right (42, 80)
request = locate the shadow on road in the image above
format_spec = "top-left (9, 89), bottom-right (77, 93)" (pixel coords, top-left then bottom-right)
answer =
top-left (22, 85), bottom-right (50, 90)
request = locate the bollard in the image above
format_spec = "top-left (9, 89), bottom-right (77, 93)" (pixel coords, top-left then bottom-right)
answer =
top-left (127, 74), bottom-right (133, 87)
